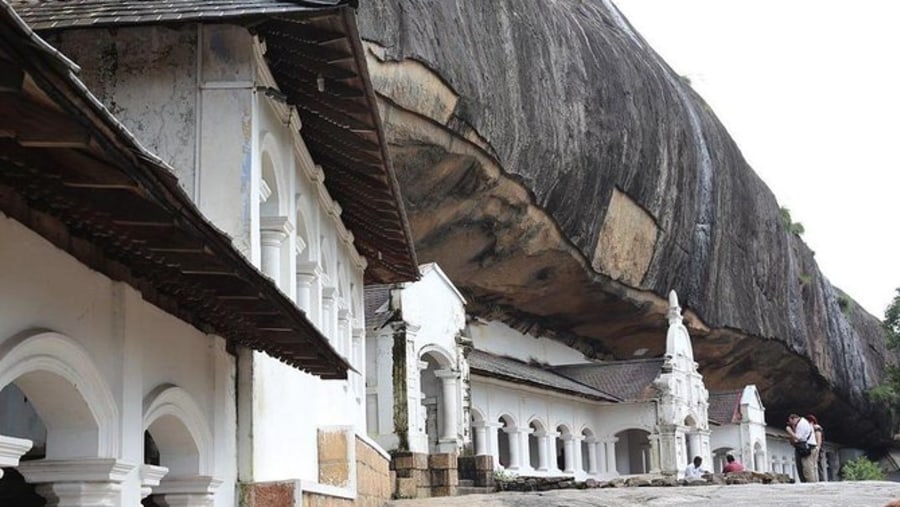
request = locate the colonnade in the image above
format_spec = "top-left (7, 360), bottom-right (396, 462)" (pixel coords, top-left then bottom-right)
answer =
top-left (471, 419), bottom-right (623, 477)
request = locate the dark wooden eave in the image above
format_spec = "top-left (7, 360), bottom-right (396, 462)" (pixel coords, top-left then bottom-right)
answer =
top-left (0, 2), bottom-right (350, 379)
top-left (10, 0), bottom-right (420, 285)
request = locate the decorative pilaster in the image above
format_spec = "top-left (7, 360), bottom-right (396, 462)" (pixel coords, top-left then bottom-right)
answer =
top-left (18, 458), bottom-right (135, 507)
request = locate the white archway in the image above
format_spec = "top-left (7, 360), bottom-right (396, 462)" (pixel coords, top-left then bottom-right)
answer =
top-left (143, 385), bottom-right (213, 476)
top-left (0, 331), bottom-right (118, 458)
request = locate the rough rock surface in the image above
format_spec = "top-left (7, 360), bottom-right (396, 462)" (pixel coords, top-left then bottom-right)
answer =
top-left (385, 482), bottom-right (899, 507)
top-left (356, 1), bottom-right (895, 446)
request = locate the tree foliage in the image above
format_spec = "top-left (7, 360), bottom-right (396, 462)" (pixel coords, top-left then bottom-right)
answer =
top-left (885, 288), bottom-right (900, 350)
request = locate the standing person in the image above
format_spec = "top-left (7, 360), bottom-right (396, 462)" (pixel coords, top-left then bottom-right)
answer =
top-left (786, 416), bottom-right (806, 482)
top-left (807, 414), bottom-right (825, 480)
top-left (788, 413), bottom-right (818, 482)
top-left (723, 454), bottom-right (745, 474)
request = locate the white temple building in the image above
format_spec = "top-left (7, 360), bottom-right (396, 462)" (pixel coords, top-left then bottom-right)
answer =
top-left (366, 263), bottom-right (868, 498)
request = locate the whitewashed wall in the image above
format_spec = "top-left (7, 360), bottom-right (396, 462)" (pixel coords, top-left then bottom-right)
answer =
top-left (0, 215), bottom-right (237, 506)
top-left (367, 265), bottom-right (468, 454)
top-left (470, 376), bottom-right (656, 480)
top-left (468, 320), bottom-right (587, 365)
top-left (47, 23), bottom-right (371, 488)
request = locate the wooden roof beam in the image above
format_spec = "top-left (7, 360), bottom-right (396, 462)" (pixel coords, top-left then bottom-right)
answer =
top-left (0, 93), bottom-right (90, 148)
top-left (0, 57), bottom-right (24, 93)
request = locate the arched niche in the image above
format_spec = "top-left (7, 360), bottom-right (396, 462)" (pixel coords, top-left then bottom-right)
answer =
top-left (497, 414), bottom-right (516, 468)
top-left (0, 331), bottom-right (118, 459)
top-left (527, 419), bottom-right (546, 470)
top-left (143, 385), bottom-right (213, 476)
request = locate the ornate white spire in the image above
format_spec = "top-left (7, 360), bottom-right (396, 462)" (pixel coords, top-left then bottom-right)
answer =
top-left (667, 290), bottom-right (682, 326)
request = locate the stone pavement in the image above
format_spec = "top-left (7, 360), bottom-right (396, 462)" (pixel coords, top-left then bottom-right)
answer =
top-left (386, 482), bottom-right (900, 507)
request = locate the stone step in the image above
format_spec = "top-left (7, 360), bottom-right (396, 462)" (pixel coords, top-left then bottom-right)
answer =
top-left (458, 479), bottom-right (475, 487)
top-left (457, 486), bottom-right (495, 496)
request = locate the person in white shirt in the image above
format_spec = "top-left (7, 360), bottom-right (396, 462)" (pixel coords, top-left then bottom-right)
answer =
top-left (788, 413), bottom-right (819, 482)
top-left (684, 456), bottom-right (708, 480)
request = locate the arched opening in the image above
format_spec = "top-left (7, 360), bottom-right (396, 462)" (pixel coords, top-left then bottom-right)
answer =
top-left (753, 442), bottom-right (765, 472)
top-left (497, 415), bottom-right (516, 468)
top-left (712, 446), bottom-right (734, 473)
top-left (259, 143), bottom-right (291, 290)
top-left (419, 348), bottom-right (456, 454)
top-left (581, 428), bottom-right (594, 473)
top-left (470, 409), bottom-right (486, 456)
top-left (528, 420), bottom-right (544, 470)
top-left (0, 332), bottom-right (119, 505)
top-left (556, 425), bottom-right (571, 472)
top-left (614, 429), bottom-right (651, 475)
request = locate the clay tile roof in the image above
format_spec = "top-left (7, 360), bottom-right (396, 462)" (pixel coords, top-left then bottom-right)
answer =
top-left (364, 284), bottom-right (394, 330)
top-left (0, 2), bottom-right (351, 378)
top-left (707, 389), bottom-right (744, 425)
top-left (10, 0), bottom-right (420, 284)
top-left (553, 358), bottom-right (665, 402)
top-left (468, 349), bottom-right (621, 402)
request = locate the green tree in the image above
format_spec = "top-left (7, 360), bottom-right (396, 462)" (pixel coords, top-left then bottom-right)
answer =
top-left (870, 288), bottom-right (900, 429)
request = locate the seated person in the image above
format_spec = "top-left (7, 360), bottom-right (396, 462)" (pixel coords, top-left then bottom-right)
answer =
top-left (684, 456), bottom-right (708, 479)
top-left (722, 454), bottom-right (745, 473)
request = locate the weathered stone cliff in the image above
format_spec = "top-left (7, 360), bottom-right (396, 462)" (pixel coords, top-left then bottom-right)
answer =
top-left (356, 0), bottom-right (893, 447)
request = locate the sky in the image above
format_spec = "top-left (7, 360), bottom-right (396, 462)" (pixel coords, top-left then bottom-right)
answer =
top-left (613, 0), bottom-right (900, 317)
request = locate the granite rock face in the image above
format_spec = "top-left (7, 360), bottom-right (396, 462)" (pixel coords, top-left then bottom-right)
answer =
top-left (356, 1), bottom-right (893, 446)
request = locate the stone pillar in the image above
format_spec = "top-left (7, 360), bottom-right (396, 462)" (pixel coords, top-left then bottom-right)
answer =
top-left (536, 432), bottom-right (550, 471)
top-left (151, 476), bottom-right (223, 507)
top-left (18, 458), bottom-right (135, 507)
top-left (0, 435), bottom-right (32, 478)
top-left (434, 369), bottom-right (461, 452)
top-left (586, 438), bottom-right (599, 474)
top-left (562, 435), bottom-right (576, 473)
top-left (597, 438), bottom-right (607, 474)
top-left (259, 216), bottom-right (292, 287)
top-left (572, 435), bottom-right (584, 473)
top-left (604, 438), bottom-right (618, 475)
top-left (296, 271), bottom-right (314, 314)
top-left (648, 434), bottom-right (661, 473)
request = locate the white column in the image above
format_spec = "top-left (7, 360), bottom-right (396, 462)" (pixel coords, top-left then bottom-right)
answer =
top-left (536, 432), bottom-right (550, 471)
top-left (472, 423), bottom-right (489, 455)
top-left (563, 436), bottom-right (576, 473)
top-left (547, 432), bottom-right (561, 473)
top-left (295, 271), bottom-right (315, 314)
top-left (597, 438), bottom-right (608, 474)
top-left (605, 438), bottom-right (618, 475)
top-left (297, 261), bottom-right (322, 325)
top-left (337, 307), bottom-right (350, 357)
top-left (434, 369), bottom-right (460, 452)
top-left (152, 476), bottom-right (223, 507)
top-left (587, 438), bottom-right (599, 474)
top-left (505, 427), bottom-right (522, 470)
top-left (321, 285), bottom-right (337, 340)
top-left (519, 428), bottom-right (535, 472)
top-left (260, 216), bottom-right (292, 287)
top-left (18, 458), bottom-right (135, 507)
top-left (0, 435), bottom-right (33, 478)
top-left (486, 422), bottom-right (502, 468)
